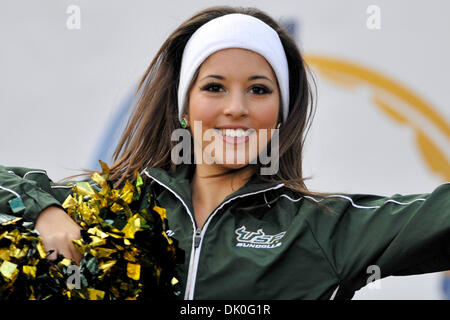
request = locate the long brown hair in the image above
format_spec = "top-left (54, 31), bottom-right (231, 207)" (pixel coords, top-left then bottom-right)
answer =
top-left (108, 6), bottom-right (338, 206)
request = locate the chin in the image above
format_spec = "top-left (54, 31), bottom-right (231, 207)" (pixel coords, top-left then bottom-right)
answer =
top-left (208, 155), bottom-right (246, 169)
top-left (220, 163), bottom-right (249, 170)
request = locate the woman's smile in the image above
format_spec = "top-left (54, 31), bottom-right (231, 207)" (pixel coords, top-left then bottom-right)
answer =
top-left (215, 128), bottom-right (256, 145)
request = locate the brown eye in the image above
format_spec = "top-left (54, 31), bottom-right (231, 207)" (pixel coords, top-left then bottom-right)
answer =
top-left (201, 83), bottom-right (224, 92)
top-left (250, 85), bottom-right (272, 95)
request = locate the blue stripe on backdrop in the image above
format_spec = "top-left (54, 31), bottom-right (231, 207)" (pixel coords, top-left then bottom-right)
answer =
top-left (88, 89), bottom-right (136, 171)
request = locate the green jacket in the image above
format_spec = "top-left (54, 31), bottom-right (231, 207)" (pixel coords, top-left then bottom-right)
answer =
top-left (1, 163), bottom-right (449, 300)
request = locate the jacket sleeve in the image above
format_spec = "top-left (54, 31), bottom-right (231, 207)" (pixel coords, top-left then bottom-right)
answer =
top-left (305, 182), bottom-right (450, 299)
top-left (0, 165), bottom-right (74, 227)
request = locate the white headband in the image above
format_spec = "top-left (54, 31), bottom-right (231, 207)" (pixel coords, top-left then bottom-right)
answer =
top-left (177, 13), bottom-right (290, 123)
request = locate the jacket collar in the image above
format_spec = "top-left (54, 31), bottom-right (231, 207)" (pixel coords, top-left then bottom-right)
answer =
top-left (144, 163), bottom-right (285, 208)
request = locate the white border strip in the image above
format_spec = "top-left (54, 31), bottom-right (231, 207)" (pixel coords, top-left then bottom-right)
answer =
top-left (330, 285), bottom-right (339, 300)
top-left (304, 194), bottom-right (427, 210)
top-left (279, 194), bottom-right (303, 202)
top-left (51, 185), bottom-right (75, 189)
top-left (278, 182), bottom-right (450, 208)
top-left (0, 185), bottom-right (21, 199)
top-left (23, 170), bottom-right (47, 179)
top-left (263, 192), bottom-right (271, 208)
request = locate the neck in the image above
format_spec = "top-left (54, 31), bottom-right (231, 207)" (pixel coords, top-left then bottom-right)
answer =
top-left (190, 164), bottom-right (254, 228)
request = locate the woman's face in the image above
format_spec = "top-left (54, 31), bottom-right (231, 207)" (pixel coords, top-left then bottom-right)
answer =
top-left (187, 48), bottom-right (280, 170)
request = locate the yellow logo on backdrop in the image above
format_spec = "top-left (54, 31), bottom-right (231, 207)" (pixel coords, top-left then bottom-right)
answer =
top-left (305, 55), bottom-right (450, 181)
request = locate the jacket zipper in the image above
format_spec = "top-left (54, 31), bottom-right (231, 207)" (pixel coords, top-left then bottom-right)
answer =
top-left (143, 170), bottom-right (284, 300)
top-left (183, 227), bottom-right (202, 300)
top-left (193, 228), bottom-right (202, 247)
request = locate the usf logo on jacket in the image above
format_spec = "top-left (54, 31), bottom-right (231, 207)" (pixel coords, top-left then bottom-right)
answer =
top-left (235, 226), bottom-right (286, 249)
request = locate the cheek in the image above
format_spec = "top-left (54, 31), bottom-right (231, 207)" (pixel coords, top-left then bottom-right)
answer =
top-left (188, 95), bottom-right (219, 125)
top-left (188, 94), bottom-right (219, 149)
top-left (254, 99), bottom-right (280, 128)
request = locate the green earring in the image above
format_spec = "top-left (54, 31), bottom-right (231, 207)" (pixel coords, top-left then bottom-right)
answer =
top-left (181, 117), bottom-right (188, 128)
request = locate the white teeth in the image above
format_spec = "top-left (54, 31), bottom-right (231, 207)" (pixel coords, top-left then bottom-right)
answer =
top-left (218, 128), bottom-right (253, 138)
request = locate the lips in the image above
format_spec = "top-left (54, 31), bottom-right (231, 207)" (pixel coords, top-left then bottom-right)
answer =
top-left (214, 128), bottom-right (255, 145)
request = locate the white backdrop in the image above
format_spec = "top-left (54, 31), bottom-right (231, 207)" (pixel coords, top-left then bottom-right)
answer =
top-left (0, 0), bottom-right (449, 299)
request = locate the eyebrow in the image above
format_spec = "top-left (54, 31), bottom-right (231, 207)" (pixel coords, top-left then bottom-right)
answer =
top-left (200, 74), bottom-right (274, 83)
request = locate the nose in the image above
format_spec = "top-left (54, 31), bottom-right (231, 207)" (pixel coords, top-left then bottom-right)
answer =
top-left (223, 89), bottom-right (249, 119)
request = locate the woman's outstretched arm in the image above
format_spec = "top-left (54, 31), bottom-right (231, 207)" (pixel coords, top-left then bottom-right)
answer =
top-left (0, 165), bottom-right (82, 263)
top-left (303, 182), bottom-right (450, 299)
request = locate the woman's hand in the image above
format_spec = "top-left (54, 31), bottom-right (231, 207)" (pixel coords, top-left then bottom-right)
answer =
top-left (35, 206), bottom-right (82, 264)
